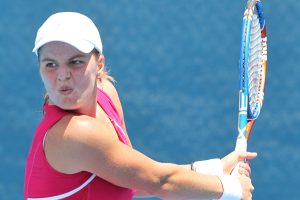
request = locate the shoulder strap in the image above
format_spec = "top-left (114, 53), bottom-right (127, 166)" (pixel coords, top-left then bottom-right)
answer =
top-left (96, 88), bottom-right (128, 144)
top-left (36, 105), bottom-right (69, 137)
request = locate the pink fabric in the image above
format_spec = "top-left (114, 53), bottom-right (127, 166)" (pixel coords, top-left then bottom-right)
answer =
top-left (24, 88), bottom-right (135, 199)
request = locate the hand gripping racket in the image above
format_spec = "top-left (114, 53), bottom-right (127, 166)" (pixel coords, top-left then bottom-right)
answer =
top-left (233, 0), bottom-right (267, 175)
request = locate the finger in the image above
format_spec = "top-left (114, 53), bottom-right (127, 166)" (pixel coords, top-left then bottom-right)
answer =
top-left (238, 152), bottom-right (257, 161)
top-left (251, 184), bottom-right (255, 192)
top-left (239, 168), bottom-right (250, 177)
top-left (239, 162), bottom-right (251, 175)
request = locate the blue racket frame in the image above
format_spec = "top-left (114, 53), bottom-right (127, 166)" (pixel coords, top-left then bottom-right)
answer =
top-left (236, 0), bottom-right (267, 151)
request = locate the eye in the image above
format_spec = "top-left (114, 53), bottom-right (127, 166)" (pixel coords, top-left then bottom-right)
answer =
top-left (44, 62), bottom-right (57, 69)
top-left (70, 59), bottom-right (85, 66)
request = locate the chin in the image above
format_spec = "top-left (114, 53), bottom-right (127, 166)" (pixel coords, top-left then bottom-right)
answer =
top-left (57, 103), bottom-right (78, 111)
top-left (52, 98), bottom-right (80, 111)
top-left (49, 94), bottom-right (86, 112)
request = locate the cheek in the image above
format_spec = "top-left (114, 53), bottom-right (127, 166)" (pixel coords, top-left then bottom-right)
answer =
top-left (40, 71), bottom-right (55, 90)
top-left (39, 71), bottom-right (59, 102)
top-left (75, 67), bottom-right (97, 87)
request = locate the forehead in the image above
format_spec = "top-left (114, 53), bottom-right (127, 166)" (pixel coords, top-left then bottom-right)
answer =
top-left (39, 41), bottom-right (87, 59)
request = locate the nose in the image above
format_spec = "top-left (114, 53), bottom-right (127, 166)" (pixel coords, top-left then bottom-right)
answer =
top-left (57, 66), bottom-right (71, 81)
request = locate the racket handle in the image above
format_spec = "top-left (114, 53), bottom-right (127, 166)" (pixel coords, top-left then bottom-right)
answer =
top-left (235, 135), bottom-right (248, 152)
top-left (232, 136), bottom-right (247, 177)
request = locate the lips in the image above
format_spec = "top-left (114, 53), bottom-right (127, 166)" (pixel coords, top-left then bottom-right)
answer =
top-left (59, 86), bottom-right (73, 95)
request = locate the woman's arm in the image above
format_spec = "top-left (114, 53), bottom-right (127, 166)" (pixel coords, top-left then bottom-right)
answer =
top-left (45, 115), bottom-right (228, 200)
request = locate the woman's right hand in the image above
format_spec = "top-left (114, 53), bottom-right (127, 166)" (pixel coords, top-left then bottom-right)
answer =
top-left (238, 175), bottom-right (254, 200)
top-left (221, 151), bottom-right (257, 176)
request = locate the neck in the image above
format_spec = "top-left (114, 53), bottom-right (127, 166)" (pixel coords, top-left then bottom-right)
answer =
top-left (75, 87), bottom-right (98, 117)
top-left (75, 99), bottom-right (98, 117)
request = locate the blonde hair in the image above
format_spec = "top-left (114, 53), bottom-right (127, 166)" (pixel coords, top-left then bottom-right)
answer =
top-left (41, 49), bottom-right (114, 104)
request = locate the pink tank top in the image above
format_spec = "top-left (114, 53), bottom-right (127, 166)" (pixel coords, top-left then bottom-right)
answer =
top-left (24, 88), bottom-right (135, 199)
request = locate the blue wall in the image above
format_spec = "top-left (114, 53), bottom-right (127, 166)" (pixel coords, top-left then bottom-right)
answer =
top-left (0, 0), bottom-right (299, 199)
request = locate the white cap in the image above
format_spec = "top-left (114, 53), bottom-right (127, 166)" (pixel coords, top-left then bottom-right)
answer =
top-left (32, 12), bottom-right (103, 55)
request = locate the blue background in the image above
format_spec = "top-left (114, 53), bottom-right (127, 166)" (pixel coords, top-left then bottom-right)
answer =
top-left (0, 0), bottom-right (299, 199)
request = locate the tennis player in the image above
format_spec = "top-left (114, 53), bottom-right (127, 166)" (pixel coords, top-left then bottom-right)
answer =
top-left (24, 12), bottom-right (257, 200)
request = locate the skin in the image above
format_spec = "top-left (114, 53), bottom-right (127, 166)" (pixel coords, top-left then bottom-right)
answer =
top-left (38, 41), bottom-right (256, 200)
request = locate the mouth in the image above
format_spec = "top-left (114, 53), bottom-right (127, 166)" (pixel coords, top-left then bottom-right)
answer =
top-left (59, 86), bottom-right (73, 95)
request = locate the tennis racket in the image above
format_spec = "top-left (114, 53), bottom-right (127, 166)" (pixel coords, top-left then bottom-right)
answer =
top-left (233, 0), bottom-right (267, 175)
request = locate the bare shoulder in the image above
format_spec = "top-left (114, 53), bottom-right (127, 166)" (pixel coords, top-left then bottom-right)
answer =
top-left (44, 114), bottom-right (120, 174)
top-left (44, 113), bottom-right (163, 191)
top-left (100, 79), bottom-right (120, 103)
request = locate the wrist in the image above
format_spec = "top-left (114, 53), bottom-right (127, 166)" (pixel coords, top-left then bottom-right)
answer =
top-left (217, 175), bottom-right (242, 200)
top-left (191, 158), bottom-right (223, 176)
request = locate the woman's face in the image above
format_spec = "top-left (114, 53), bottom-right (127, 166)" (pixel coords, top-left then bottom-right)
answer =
top-left (39, 41), bottom-right (101, 111)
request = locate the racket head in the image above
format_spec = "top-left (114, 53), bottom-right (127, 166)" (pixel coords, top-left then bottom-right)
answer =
top-left (247, 0), bottom-right (267, 120)
top-left (237, 0), bottom-right (267, 141)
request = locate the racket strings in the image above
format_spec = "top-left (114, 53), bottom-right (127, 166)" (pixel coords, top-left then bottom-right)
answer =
top-left (248, 14), bottom-right (264, 116)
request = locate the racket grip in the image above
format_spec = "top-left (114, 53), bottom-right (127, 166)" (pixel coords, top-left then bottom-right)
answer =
top-left (232, 136), bottom-right (247, 177)
top-left (235, 136), bottom-right (247, 152)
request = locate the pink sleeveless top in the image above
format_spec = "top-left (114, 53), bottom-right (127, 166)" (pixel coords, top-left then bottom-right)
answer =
top-left (24, 88), bottom-right (135, 199)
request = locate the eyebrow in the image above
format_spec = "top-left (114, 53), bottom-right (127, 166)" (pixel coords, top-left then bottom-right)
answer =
top-left (40, 54), bottom-right (89, 63)
top-left (69, 54), bottom-right (89, 60)
top-left (40, 58), bottom-right (56, 63)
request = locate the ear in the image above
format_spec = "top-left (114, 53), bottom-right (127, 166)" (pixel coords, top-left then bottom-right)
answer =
top-left (97, 54), bottom-right (105, 71)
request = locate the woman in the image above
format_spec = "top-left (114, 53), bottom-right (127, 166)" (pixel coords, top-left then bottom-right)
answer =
top-left (24, 12), bottom-right (257, 200)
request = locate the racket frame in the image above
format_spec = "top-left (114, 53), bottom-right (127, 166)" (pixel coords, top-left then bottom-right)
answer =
top-left (235, 0), bottom-right (267, 152)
